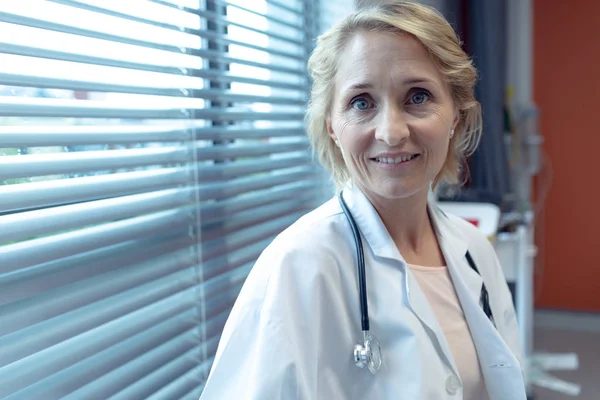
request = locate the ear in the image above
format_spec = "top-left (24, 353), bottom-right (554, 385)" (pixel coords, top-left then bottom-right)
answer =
top-left (326, 118), bottom-right (338, 144)
top-left (452, 107), bottom-right (460, 130)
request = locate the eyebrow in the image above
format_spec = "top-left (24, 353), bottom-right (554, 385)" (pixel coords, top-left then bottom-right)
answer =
top-left (345, 77), bottom-right (435, 91)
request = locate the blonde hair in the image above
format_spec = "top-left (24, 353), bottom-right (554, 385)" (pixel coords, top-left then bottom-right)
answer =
top-left (305, 1), bottom-right (482, 189)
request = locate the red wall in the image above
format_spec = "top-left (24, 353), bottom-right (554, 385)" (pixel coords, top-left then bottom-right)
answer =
top-left (534, 0), bottom-right (600, 312)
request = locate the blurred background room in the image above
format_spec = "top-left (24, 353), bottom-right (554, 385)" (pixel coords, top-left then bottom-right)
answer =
top-left (0, 0), bottom-right (598, 399)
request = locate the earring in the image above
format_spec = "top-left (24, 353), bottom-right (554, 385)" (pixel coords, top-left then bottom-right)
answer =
top-left (450, 129), bottom-right (455, 138)
top-left (334, 139), bottom-right (340, 147)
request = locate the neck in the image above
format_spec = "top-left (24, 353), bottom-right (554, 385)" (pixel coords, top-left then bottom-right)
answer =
top-left (363, 187), bottom-right (436, 257)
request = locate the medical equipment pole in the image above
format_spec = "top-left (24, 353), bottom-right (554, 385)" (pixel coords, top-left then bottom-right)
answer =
top-left (515, 222), bottom-right (533, 391)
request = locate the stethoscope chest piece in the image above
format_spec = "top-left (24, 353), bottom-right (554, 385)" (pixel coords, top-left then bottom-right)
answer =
top-left (354, 333), bottom-right (382, 374)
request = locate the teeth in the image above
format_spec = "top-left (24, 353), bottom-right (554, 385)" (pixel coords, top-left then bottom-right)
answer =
top-left (375, 154), bottom-right (416, 164)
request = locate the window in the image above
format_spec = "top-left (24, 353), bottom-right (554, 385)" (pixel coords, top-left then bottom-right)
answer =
top-left (0, 0), bottom-right (327, 398)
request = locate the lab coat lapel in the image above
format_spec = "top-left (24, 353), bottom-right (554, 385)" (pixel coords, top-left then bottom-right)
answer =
top-left (432, 208), bottom-right (526, 399)
top-left (429, 206), bottom-right (483, 303)
top-left (403, 269), bottom-right (461, 376)
top-left (342, 187), bottom-right (461, 377)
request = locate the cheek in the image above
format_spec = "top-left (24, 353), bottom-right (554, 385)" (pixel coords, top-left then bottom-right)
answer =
top-left (413, 129), bottom-right (447, 151)
top-left (414, 114), bottom-right (452, 151)
top-left (336, 118), bottom-right (371, 154)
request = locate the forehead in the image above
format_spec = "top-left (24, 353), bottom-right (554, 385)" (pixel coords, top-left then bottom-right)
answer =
top-left (335, 31), bottom-right (444, 91)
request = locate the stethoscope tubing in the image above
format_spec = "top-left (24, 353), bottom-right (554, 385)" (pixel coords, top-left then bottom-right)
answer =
top-left (338, 193), bottom-right (370, 332)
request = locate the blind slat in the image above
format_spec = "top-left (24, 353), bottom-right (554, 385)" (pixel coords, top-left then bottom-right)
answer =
top-left (0, 147), bottom-right (190, 181)
top-left (198, 169), bottom-right (315, 202)
top-left (265, 0), bottom-right (304, 15)
top-left (196, 126), bottom-right (306, 140)
top-left (195, 47), bottom-right (306, 76)
top-left (152, 0), bottom-right (304, 18)
top-left (199, 181), bottom-right (316, 223)
top-left (181, 386), bottom-right (207, 400)
top-left (0, 96), bottom-right (191, 119)
top-left (47, 0), bottom-right (200, 29)
top-left (1, 168), bottom-right (189, 214)
top-left (196, 154), bottom-right (311, 181)
top-left (0, 42), bottom-right (309, 89)
top-left (0, 181), bottom-right (316, 274)
top-left (2, 157), bottom-right (311, 213)
top-left (211, 0), bottom-right (304, 30)
top-left (0, 40), bottom-right (183, 75)
top-left (202, 199), bottom-right (309, 242)
top-left (1, 5), bottom-right (305, 55)
top-left (0, 125), bottom-right (189, 146)
top-left (3, 311), bottom-right (197, 400)
top-left (108, 347), bottom-right (202, 400)
top-left (201, 214), bottom-right (300, 262)
top-left (0, 257), bottom-right (195, 353)
top-left (0, 125), bottom-right (305, 147)
top-left (156, 4), bottom-right (306, 46)
top-left (0, 208), bottom-right (190, 273)
top-left (0, 142), bottom-right (308, 181)
top-left (0, 233), bottom-right (194, 307)
top-left (193, 27), bottom-right (305, 61)
top-left (195, 141), bottom-right (310, 162)
top-left (0, 285), bottom-right (196, 397)
top-left (201, 264), bottom-right (251, 300)
top-left (0, 35), bottom-right (306, 77)
top-left (0, 11), bottom-right (191, 54)
top-left (61, 322), bottom-right (199, 400)
top-left (204, 308), bottom-right (233, 340)
top-left (201, 237), bottom-right (276, 282)
top-left (191, 69), bottom-right (309, 91)
top-left (145, 361), bottom-right (205, 400)
top-left (0, 97), bottom-right (305, 120)
top-left (202, 291), bottom-right (241, 332)
top-left (0, 72), bottom-right (307, 104)
top-left (47, 0), bottom-right (306, 60)
top-left (0, 188), bottom-right (193, 243)
top-left (0, 247), bottom-right (195, 338)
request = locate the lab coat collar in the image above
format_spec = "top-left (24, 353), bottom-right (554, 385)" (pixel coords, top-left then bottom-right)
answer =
top-left (339, 185), bottom-right (482, 300)
top-left (340, 185), bottom-right (404, 261)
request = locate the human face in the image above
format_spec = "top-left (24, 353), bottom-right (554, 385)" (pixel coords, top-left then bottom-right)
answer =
top-left (327, 31), bottom-right (457, 203)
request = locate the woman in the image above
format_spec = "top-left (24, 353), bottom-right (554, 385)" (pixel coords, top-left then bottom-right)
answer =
top-left (200, 2), bottom-right (526, 399)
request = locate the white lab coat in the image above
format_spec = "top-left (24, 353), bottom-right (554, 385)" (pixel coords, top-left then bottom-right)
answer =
top-left (200, 186), bottom-right (526, 400)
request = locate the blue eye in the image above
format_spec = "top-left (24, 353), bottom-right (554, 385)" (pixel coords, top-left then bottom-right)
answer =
top-left (410, 91), bottom-right (430, 105)
top-left (351, 97), bottom-right (371, 111)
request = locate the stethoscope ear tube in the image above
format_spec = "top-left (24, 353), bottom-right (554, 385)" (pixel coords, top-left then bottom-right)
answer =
top-left (338, 193), bottom-right (370, 332)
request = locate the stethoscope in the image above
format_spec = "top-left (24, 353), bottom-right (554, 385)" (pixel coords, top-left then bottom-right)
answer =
top-left (338, 192), bottom-right (495, 375)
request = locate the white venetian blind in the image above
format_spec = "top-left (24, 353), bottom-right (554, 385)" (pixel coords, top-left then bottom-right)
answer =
top-left (0, 0), bottom-right (325, 398)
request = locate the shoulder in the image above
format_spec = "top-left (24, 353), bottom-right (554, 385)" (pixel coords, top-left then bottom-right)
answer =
top-left (259, 197), bottom-right (350, 282)
top-left (271, 196), bottom-right (345, 250)
top-left (203, 199), bottom-right (350, 397)
top-left (234, 197), bottom-right (348, 309)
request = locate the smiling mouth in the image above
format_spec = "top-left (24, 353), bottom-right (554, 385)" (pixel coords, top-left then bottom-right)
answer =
top-left (371, 154), bottom-right (420, 164)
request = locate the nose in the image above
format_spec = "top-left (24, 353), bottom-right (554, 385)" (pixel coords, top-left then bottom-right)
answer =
top-left (374, 104), bottom-right (409, 146)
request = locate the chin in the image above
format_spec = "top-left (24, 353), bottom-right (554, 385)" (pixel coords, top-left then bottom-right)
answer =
top-left (370, 181), bottom-right (429, 201)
